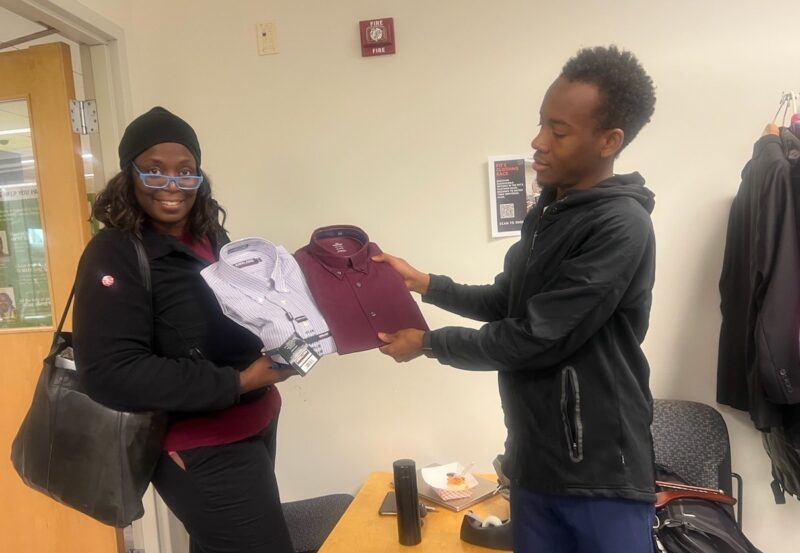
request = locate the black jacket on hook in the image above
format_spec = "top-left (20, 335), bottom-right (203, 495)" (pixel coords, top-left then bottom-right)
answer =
top-left (717, 130), bottom-right (800, 432)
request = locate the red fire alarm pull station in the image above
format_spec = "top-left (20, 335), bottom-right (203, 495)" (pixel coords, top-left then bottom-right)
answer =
top-left (359, 18), bottom-right (395, 57)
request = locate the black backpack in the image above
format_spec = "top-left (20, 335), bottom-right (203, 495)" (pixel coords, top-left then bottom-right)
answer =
top-left (653, 465), bottom-right (761, 553)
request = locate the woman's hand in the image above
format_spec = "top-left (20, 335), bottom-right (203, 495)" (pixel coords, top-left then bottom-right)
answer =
top-left (239, 356), bottom-right (296, 393)
top-left (371, 253), bottom-right (431, 295)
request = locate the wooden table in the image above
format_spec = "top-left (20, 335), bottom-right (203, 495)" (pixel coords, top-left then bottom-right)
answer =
top-left (319, 472), bottom-right (510, 552)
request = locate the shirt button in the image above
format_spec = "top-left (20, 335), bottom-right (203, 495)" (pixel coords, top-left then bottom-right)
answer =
top-left (257, 297), bottom-right (265, 304)
top-left (369, 311), bottom-right (377, 317)
top-left (280, 300), bottom-right (286, 305)
top-left (355, 282), bottom-right (362, 288)
top-left (336, 271), bottom-right (342, 276)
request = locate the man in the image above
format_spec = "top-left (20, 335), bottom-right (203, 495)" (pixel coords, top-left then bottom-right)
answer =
top-left (377, 46), bottom-right (657, 552)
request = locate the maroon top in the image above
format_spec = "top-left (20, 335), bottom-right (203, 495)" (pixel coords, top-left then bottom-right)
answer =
top-left (295, 225), bottom-right (428, 354)
top-left (162, 233), bottom-right (281, 452)
top-left (180, 232), bottom-right (215, 263)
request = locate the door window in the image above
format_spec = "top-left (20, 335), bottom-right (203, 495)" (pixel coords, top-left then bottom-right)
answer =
top-left (0, 99), bottom-right (52, 329)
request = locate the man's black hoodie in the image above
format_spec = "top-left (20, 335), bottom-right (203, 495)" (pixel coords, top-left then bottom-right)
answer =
top-left (425, 172), bottom-right (656, 502)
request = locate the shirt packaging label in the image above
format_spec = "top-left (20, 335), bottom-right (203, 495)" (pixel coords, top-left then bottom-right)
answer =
top-left (275, 333), bottom-right (320, 376)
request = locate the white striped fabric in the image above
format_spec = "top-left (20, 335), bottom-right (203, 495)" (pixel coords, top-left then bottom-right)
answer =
top-left (200, 237), bottom-right (336, 364)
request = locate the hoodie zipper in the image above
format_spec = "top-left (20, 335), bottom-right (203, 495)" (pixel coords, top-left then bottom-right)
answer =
top-left (526, 199), bottom-right (564, 262)
top-left (525, 226), bottom-right (540, 267)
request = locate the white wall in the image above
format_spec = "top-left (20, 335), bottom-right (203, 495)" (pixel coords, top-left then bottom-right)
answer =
top-left (73, 1), bottom-right (800, 550)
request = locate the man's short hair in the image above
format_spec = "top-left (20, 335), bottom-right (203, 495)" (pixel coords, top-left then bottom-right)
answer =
top-left (561, 46), bottom-right (656, 150)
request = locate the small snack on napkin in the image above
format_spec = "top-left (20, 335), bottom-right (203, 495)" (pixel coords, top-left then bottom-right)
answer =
top-left (421, 463), bottom-right (478, 501)
top-left (446, 473), bottom-right (467, 490)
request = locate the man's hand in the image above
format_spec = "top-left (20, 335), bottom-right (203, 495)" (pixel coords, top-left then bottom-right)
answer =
top-left (378, 329), bottom-right (425, 362)
top-left (763, 123), bottom-right (780, 137)
top-left (372, 253), bottom-right (431, 295)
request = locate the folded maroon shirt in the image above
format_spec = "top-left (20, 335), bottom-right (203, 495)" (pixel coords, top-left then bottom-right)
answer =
top-left (295, 225), bottom-right (428, 354)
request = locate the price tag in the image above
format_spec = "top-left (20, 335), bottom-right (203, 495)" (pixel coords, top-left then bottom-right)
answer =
top-left (275, 333), bottom-right (320, 376)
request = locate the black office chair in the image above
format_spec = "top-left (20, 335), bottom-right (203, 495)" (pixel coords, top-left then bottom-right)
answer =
top-left (282, 493), bottom-right (354, 553)
top-left (651, 399), bottom-right (744, 526)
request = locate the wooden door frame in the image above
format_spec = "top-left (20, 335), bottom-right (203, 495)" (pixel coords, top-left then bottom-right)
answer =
top-left (0, 3), bottom-right (170, 552)
top-left (0, 42), bottom-right (119, 553)
top-left (1, 0), bottom-right (133, 180)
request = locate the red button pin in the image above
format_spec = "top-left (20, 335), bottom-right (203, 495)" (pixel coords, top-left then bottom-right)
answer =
top-left (101, 275), bottom-right (115, 287)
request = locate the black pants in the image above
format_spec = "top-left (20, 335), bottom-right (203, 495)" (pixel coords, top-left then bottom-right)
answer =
top-left (151, 417), bottom-right (294, 553)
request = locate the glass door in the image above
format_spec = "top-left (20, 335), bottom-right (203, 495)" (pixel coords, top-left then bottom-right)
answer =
top-left (0, 100), bottom-right (53, 329)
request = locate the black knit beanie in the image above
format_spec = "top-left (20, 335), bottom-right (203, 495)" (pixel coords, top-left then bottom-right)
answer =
top-left (117, 107), bottom-right (201, 170)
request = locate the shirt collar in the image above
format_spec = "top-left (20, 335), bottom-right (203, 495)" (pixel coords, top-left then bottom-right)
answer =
top-left (307, 225), bottom-right (370, 278)
top-left (216, 237), bottom-right (289, 293)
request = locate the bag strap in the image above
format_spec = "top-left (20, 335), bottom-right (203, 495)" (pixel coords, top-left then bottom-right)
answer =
top-left (655, 480), bottom-right (737, 508)
top-left (132, 237), bottom-right (152, 292)
top-left (131, 236), bottom-right (154, 349)
top-left (55, 286), bottom-right (75, 335)
top-left (55, 235), bottom-right (152, 336)
top-left (656, 489), bottom-right (737, 509)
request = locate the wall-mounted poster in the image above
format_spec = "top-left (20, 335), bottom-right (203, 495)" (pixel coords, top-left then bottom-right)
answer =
top-left (0, 180), bottom-right (52, 329)
top-left (488, 154), bottom-right (540, 238)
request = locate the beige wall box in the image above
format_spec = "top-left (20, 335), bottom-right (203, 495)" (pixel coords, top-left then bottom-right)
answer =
top-left (257, 21), bottom-right (279, 55)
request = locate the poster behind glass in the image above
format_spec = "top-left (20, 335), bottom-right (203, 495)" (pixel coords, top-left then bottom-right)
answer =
top-left (0, 100), bottom-right (53, 329)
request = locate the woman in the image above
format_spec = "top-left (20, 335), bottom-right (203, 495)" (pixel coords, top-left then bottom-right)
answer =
top-left (73, 107), bottom-right (296, 553)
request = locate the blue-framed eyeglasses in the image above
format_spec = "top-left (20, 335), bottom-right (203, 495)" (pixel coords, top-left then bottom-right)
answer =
top-left (132, 163), bottom-right (205, 191)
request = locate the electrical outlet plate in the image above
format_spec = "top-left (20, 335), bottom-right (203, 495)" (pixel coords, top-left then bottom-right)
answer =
top-left (257, 21), bottom-right (278, 55)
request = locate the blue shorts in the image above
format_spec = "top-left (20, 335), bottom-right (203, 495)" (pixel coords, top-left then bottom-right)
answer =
top-left (511, 485), bottom-right (655, 553)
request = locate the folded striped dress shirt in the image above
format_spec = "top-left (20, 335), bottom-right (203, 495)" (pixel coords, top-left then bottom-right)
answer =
top-left (201, 238), bottom-right (336, 365)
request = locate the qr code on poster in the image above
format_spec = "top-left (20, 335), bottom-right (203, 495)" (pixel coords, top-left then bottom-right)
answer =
top-left (499, 203), bottom-right (515, 219)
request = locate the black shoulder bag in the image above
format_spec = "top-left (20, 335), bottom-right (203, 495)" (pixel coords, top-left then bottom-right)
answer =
top-left (653, 466), bottom-right (762, 553)
top-left (10, 238), bottom-right (168, 527)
